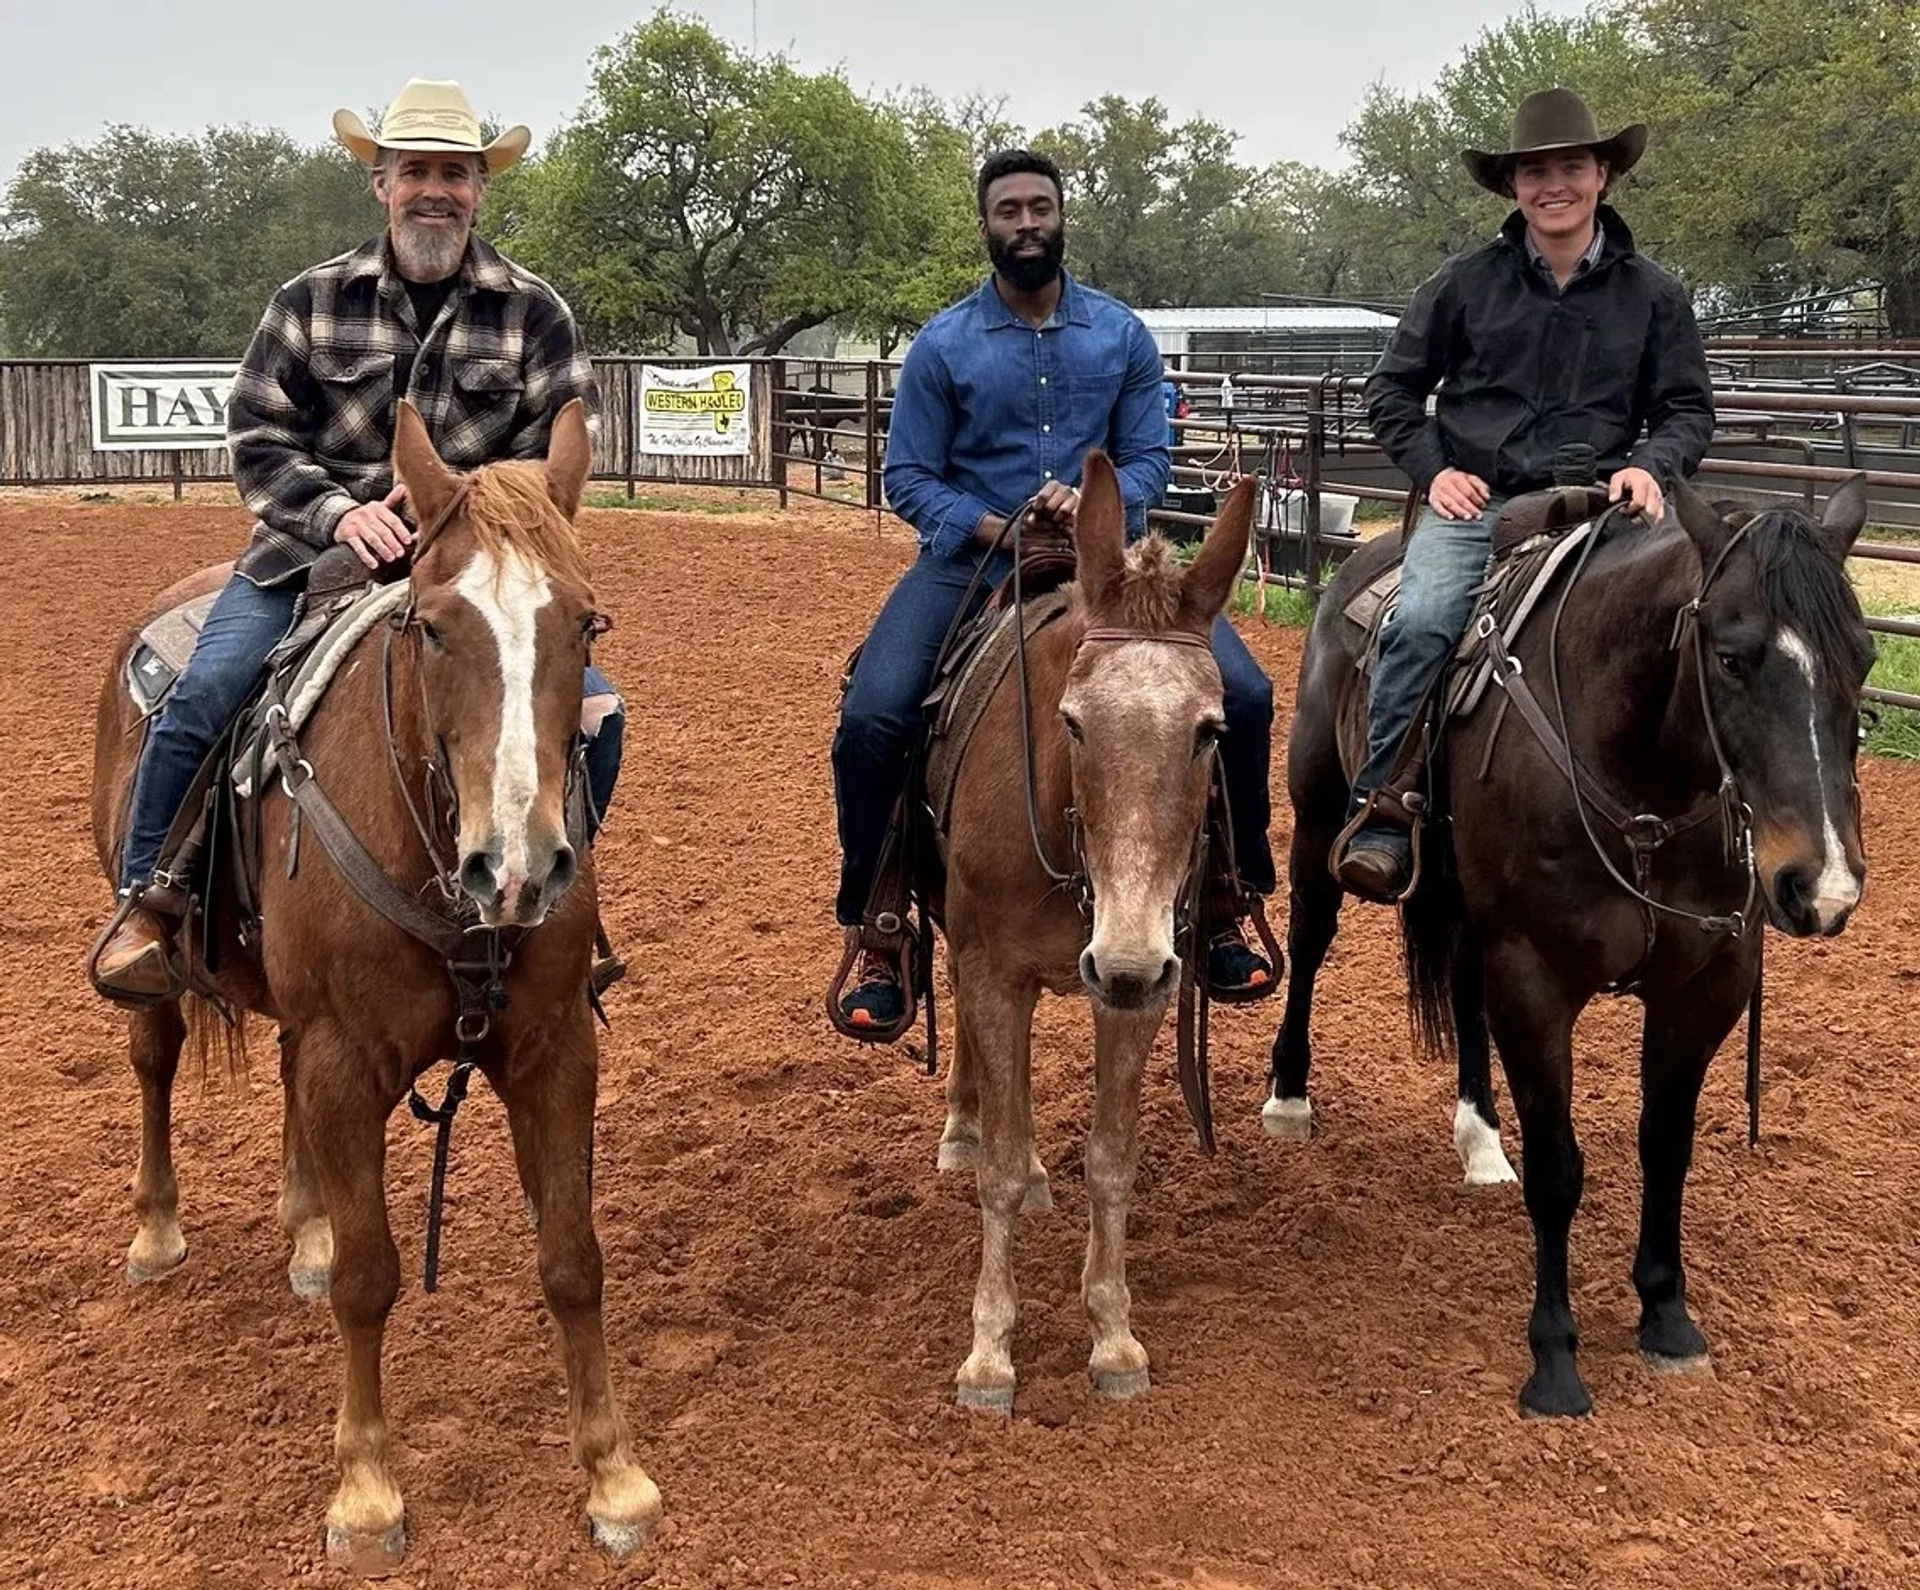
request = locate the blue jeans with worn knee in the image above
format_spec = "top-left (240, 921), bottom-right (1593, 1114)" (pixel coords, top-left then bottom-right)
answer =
top-left (832, 547), bottom-right (1277, 925)
top-left (1355, 497), bottom-right (1505, 798)
top-left (121, 574), bottom-right (630, 890)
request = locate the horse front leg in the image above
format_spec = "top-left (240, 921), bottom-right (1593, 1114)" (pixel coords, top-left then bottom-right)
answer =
top-left (954, 962), bottom-right (1040, 1413)
top-left (1083, 1000), bottom-right (1162, 1397)
top-left (298, 1030), bottom-right (407, 1571)
top-left (276, 1028), bottom-right (332, 1300)
top-left (496, 1023), bottom-right (661, 1556)
top-left (125, 1000), bottom-right (188, 1283)
top-left (1484, 953), bottom-right (1589, 1417)
top-left (1633, 951), bottom-right (1753, 1372)
top-left (938, 991), bottom-right (1048, 1210)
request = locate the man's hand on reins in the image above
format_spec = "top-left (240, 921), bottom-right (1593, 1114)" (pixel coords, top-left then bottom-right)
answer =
top-left (335, 483), bottom-right (414, 569)
top-left (1608, 467), bottom-right (1665, 522)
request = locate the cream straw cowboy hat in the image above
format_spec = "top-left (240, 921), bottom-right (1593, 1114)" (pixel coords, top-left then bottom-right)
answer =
top-left (333, 78), bottom-right (530, 173)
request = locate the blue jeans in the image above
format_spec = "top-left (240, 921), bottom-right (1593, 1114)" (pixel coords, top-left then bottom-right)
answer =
top-left (1355, 498), bottom-right (1505, 798)
top-left (831, 548), bottom-right (1276, 925)
top-left (120, 572), bottom-right (627, 890)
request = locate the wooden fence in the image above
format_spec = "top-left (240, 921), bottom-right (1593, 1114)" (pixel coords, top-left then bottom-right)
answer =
top-left (0, 355), bottom-right (777, 490)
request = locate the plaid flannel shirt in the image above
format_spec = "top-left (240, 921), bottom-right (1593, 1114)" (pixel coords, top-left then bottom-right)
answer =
top-left (227, 232), bottom-right (599, 585)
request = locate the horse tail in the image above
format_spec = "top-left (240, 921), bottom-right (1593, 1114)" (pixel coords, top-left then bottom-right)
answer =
top-left (1400, 816), bottom-right (1463, 1063)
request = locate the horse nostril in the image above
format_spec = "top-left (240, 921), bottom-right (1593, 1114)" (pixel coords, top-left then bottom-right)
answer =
top-left (1774, 866), bottom-right (1813, 913)
top-left (460, 851), bottom-right (500, 903)
top-left (1080, 950), bottom-right (1099, 987)
top-left (546, 842), bottom-right (577, 897)
top-left (1159, 956), bottom-right (1178, 988)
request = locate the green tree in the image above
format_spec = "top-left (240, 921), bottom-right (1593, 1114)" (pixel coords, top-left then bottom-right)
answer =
top-left (489, 10), bottom-right (952, 355)
top-left (0, 126), bottom-right (377, 356)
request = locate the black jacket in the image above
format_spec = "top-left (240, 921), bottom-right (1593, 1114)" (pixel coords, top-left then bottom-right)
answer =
top-left (1364, 207), bottom-right (1714, 497)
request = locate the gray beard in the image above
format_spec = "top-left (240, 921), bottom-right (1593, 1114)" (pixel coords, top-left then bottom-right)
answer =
top-left (391, 217), bottom-right (469, 282)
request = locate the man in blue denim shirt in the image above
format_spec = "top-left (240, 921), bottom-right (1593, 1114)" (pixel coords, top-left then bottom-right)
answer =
top-left (831, 149), bottom-right (1276, 1030)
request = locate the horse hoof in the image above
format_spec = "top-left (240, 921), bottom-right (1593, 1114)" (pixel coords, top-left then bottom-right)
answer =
top-left (1642, 1349), bottom-right (1713, 1378)
top-left (289, 1266), bottom-right (330, 1301)
top-left (1261, 1096), bottom-right (1312, 1141)
top-left (1453, 1101), bottom-right (1517, 1185)
top-left (1518, 1370), bottom-right (1593, 1419)
top-left (956, 1381), bottom-right (1015, 1415)
top-left (325, 1521), bottom-right (406, 1574)
top-left (1022, 1178), bottom-right (1052, 1213)
top-left (590, 1509), bottom-right (660, 1559)
top-left (936, 1138), bottom-right (977, 1173)
top-left (126, 1233), bottom-right (187, 1285)
top-left (1091, 1367), bottom-right (1151, 1400)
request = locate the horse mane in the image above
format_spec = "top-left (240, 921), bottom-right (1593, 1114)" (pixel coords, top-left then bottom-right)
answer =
top-left (1076, 533), bottom-right (1186, 630)
top-left (1745, 506), bottom-right (1874, 683)
top-left (459, 461), bottom-right (595, 592)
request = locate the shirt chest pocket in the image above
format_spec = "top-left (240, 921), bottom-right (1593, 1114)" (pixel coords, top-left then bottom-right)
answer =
top-left (308, 348), bottom-right (394, 453)
top-left (453, 358), bottom-right (525, 407)
top-left (1068, 365), bottom-right (1126, 415)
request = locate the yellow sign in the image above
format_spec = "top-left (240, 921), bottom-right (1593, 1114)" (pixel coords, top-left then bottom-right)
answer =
top-left (639, 364), bottom-right (752, 455)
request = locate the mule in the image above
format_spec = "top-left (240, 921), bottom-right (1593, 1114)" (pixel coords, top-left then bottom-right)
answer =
top-left (934, 452), bottom-right (1255, 1410)
top-left (1269, 476), bottom-right (1873, 1415)
top-left (89, 400), bottom-right (661, 1564)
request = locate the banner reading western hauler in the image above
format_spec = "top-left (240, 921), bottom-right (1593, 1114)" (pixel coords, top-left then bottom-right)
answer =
top-left (638, 363), bottom-right (752, 456)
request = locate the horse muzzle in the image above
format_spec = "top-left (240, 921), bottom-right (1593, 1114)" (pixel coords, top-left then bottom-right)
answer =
top-left (458, 835), bottom-right (578, 926)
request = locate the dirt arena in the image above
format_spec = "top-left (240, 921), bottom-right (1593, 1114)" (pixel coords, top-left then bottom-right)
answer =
top-left (5, 489), bottom-right (1920, 1590)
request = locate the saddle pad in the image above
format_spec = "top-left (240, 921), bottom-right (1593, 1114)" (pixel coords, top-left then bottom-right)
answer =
top-left (923, 590), bottom-right (1073, 840)
top-left (231, 582), bottom-right (411, 797)
top-left (126, 590), bottom-right (220, 716)
top-left (1340, 518), bottom-right (1600, 722)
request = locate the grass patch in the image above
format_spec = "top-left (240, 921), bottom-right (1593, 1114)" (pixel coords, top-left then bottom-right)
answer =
top-left (584, 488), bottom-right (763, 514)
top-left (1865, 622), bottom-right (1920, 759)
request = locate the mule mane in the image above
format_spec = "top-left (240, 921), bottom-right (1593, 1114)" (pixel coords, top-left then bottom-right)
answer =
top-left (457, 462), bottom-right (594, 591)
top-left (1744, 507), bottom-right (1873, 684)
top-left (1076, 533), bottom-right (1187, 631)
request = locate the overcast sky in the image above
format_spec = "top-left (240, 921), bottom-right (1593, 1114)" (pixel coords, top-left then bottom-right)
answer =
top-left (1, 0), bottom-right (1579, 190)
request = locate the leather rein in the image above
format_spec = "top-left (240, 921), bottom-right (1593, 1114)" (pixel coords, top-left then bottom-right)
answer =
top-left (1479, 505), bottom-right (1762, 983)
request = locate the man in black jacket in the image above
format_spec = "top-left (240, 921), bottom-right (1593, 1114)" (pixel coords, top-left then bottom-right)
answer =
top-left (1335, 87), bottom-right (1715, 903)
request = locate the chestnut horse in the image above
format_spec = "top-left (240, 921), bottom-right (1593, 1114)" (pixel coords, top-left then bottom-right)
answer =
top-left (935, 452), bottom-right (1255, 1410)
top-left (1271, 477), bottom-right (1873, 1416)
top-left (89, 401), bottom-right (660, 1566)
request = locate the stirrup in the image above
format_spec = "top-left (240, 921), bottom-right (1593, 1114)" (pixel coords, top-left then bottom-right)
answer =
top-left (1329, 792), bottom-right (1424, 905)
top-left (86, 887), bottom-right (188, 1010)
top-left (825, 923), bottom-right (919, 1045)
top-left (1204, 898), bottom-right (1284, 1005)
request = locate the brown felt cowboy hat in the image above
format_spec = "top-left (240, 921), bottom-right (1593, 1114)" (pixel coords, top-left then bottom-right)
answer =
top-left (333, 78), bottom-right (530, 174)
top-left (1461, 88), bottom-right (1647, 195)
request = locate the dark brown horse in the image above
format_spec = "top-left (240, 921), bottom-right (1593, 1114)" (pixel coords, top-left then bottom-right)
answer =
top-left (89, 401), bottom-right (661, 1565)
top-left (1270, 477), bottom-right (1873, 1416)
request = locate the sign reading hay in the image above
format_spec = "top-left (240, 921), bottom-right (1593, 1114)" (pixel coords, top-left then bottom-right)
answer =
top-left (639, 363), bottom-right (751, 457)
top-left (90, 363), bottom-right (239, 451)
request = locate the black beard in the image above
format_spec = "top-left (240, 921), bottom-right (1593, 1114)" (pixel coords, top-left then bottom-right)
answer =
top-left (989, 227), bottom-right (1065, 293)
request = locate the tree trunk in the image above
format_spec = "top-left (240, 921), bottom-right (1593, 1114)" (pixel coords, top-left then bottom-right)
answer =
top-left (1883, 252), bottom-right (1920, 340)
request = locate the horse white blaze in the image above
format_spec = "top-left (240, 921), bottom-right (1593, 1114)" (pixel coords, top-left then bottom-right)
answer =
top-left (455, 546), bottom-right (552, 898)
top-left (1776, 627), bottom-right (1860, 929)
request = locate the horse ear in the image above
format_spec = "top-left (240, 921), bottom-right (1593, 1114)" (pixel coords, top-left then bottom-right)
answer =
top-left (1179, 474), bottom-right (1256, 627)
top-left (1818, 472), bottom-right (1869, 561)
top-left (1672, 477), bottom-right (1732, 562)
top-left (1073, 451), bottom-right (1125, 605)
top-left (393, 400), bottom-right (456, 528)
top-left (546, 398), bottom-right (592, 520)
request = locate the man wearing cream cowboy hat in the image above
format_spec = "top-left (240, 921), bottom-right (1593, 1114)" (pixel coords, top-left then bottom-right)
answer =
top-left (89, 77), bottom-right (626, 1004)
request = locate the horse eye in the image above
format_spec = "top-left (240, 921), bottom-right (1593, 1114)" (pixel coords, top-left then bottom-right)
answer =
top-left (419, 619), bottom-right (443, 648)
top-left (1195, 721), bottom-right (1224, 755)
top-left (1061, 712), bottom-right (1085, 743)
top-left (1716, 650), bottom-right (1746, 679)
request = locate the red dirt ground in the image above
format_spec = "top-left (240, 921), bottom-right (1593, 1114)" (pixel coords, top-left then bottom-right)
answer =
top-left (4, 494), bottom-right (1919, 1590)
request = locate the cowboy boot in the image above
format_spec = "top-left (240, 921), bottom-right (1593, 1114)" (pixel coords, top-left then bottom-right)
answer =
top-left (88, 879), bottom-right (189, 1006)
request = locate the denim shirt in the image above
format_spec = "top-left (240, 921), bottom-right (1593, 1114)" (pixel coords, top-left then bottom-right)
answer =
top-left (882, 271), bottom-right (1171, 558)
